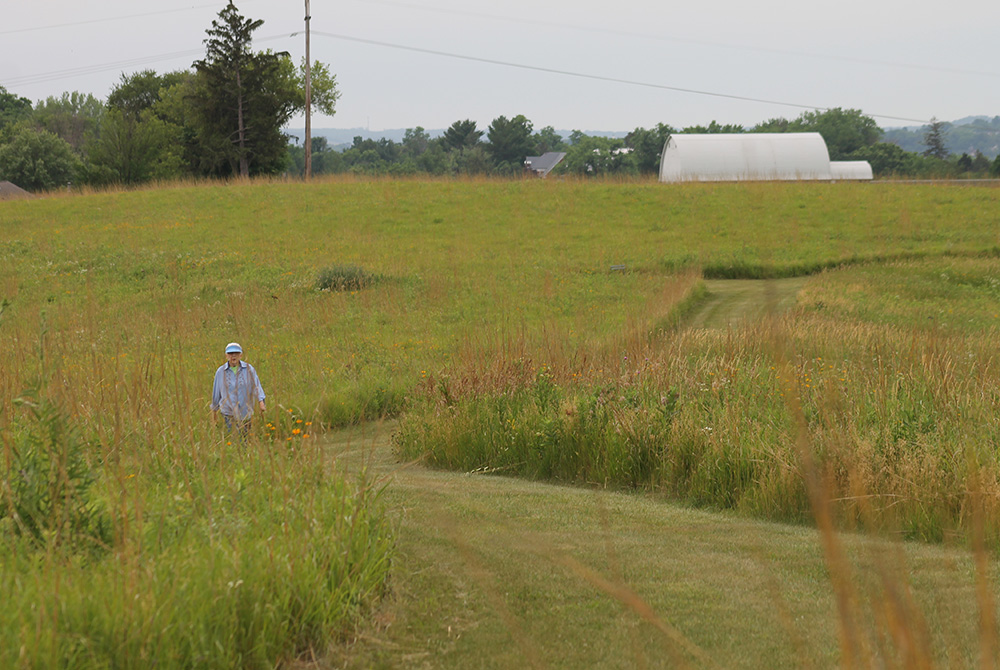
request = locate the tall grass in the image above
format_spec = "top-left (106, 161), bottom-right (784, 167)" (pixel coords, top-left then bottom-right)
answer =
top-left (4, 178), bottom-right (1000, 664)
top-left (0, 328), bottom-right (394, 667)
top-left (397, 256), bottom-right (1000, 548)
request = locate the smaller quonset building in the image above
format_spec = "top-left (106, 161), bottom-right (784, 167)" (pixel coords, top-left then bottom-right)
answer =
top-left (658, 133), bottom-right (872, 182)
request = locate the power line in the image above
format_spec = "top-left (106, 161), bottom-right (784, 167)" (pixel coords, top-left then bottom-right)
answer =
top-left (358, 0), bottom-right (1000, 80)
top-left (2, 34), bottom-right (289, 89)
top-left (0, 4), bottom-right (228, 36)
top-left (309, 31), bottom-right (932, 124)
top-left (3, 21), bottom-right (935, 126)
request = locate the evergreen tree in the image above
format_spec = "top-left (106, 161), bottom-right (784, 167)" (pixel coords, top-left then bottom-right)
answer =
top-left (441, 120), bottom-right (482, 151)
top-left (190, 3), bottom-right (337, 178)
top-left (485, 115), bottom-right (534, 172)
top-left (922, 118), bottom-right (949, 160)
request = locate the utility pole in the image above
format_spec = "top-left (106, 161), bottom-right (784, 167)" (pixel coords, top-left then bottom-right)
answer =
top-left (304, 0), bottom-right (312, 179)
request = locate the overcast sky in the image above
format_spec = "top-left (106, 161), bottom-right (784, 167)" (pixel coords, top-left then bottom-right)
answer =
top-left (2, 0), bottom-right (998, 134)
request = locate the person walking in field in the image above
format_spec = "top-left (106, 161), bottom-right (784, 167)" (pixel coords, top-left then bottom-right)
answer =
top-left (211, 342), bottom-right (266, 438)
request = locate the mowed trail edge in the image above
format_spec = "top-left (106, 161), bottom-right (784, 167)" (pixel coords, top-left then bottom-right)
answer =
top-left (321, 423), bottom-right (994, 670)
top-left (684, 278), bottom-right (808, 330)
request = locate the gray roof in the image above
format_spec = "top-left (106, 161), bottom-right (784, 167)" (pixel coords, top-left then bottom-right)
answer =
top-left (0, 181), bottom-right (32, 200)
top-left (524, 152), bottom-right (567, 177)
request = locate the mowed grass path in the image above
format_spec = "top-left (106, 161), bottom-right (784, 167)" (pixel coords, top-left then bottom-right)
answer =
top-left (684, 278), bottom-right (807, 329)
top-left (323, 424), bottom-right (996, 669)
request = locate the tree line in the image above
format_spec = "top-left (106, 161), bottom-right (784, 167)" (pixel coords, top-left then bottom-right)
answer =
top-left (292, 110), bottom-right (1000, 180)
top-left (0, 4), bottom-right (336, 192)
top-left (1, 3), bottom-right (998, 192)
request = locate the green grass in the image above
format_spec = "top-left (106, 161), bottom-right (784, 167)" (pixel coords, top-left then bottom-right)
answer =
top-left (330, 422), bottom-right (999, 669)
top-left (3, 177), bottom-right (1000, 665)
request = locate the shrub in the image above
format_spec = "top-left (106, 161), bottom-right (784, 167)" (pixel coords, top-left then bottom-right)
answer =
top-left (1, 389), bottom-right (110, 551)
top-left (315, 265), bottom-right (376, 292)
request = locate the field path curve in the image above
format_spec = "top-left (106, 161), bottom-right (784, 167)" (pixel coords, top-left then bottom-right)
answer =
top-left (685, 277), bottom-right (807, 329)
top-left (320, 423), bottom-right (989, 669)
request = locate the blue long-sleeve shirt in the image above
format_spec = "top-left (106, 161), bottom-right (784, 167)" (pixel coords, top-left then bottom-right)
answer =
top-left (211, 360), bottom-right (265, 420)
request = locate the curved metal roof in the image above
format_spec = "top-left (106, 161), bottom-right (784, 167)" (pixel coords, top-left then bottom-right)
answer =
top-left (830, 161), bottom-right (874, 180)
top-left (659, 133), bottom-right (833, 182)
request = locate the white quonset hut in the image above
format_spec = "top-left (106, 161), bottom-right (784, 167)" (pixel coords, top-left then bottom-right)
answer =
top-left (658, 132), bottom-right (872, 182)
top-left (830, 160), bottom-right (874, 181)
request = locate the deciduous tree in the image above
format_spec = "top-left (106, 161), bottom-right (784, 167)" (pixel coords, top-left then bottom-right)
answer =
top-left (682, 120), bottom-right (744, 134)
top-left (0, 87), bottom-right (32, 137)
top-left (626, 123), bottom-right (675, 175)
top-left (32, 92), bottom-right (104, 151)
top-left (532, 126), bottom-right (567, 154)
top-left (0, 125), bottom-right (81, 191)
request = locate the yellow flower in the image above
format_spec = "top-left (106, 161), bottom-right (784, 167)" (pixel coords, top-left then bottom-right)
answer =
top-left (292, 428), bottom-right (301, 435)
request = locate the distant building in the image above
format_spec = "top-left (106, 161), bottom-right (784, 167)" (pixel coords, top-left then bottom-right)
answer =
top-left (524, 152), bottom-right (567, 178)
top-left (658, 133), bottom-right (872, 182)
top-left (829, 161), bottom-right (874, 180)
top-left (0, 181), bottom-right (33, 200)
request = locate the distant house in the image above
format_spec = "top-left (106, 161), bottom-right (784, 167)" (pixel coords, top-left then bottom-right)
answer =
top-left (524, 152), bottom-right (567, 177)
top-left (658, 133), bottom-right (873, 182)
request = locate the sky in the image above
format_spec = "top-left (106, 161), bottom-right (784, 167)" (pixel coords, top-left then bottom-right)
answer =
top-left (2, 0), bottom-right (998, 134)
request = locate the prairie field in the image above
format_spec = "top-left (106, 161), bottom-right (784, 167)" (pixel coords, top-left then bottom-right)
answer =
top-left (2, 176), bottom-right (1000, 667)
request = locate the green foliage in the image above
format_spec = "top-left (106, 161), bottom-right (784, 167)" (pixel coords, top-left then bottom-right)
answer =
top-left (532, 125), bottom-right (567, 154)
top-left (1, 440), bottom-right (394, 668)
top-left (626, 123), bottom-right (674, 174)
top-left (848, 141), bottom-right (921, 177)
top-left (441, 119), bottom-right (483, 151)
top-left (316, 264), bottom-right (377, 291)
top-left (560, 134), bottom-right (632, 176)
top-left (297, 58), bottom-right (340, 116)
top-left (486, 114), bottom-right (534, 170)
top-left (191, 5), bottom-right (304, 177)
top-left (0, 86), bottom-right (32, 137)
top-left (751, 108), bottom-right (882, 160)
top-left (796, 108), bottom-right (882, 159)
top-left (885, 116), bottom-right (1000, 159)
top-left (85, 108), bottom-right (184, 185)
top-left (106, 69), bottom-right (188, 119)
top-left (287, 135), bottom-right (345, 176)
top-left (682, 120), bottom-right (745, 134)
top-left (0, 124), bottom-right (81, 191)
top-left (32, 91), bottom-right (105, 152)
top-left (923, 118), bottom-right (950, 160)
top-left (2, 389), bottom-right (110, 551)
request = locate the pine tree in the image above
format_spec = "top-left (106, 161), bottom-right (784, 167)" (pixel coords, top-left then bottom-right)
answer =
top-left (922, 118), bottom-right (949, 160)
top-left (192, 3), bottom-right (297, 177)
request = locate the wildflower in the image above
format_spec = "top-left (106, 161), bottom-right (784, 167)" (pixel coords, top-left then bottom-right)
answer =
top-left (292, 428), bottom-right (301, 435)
